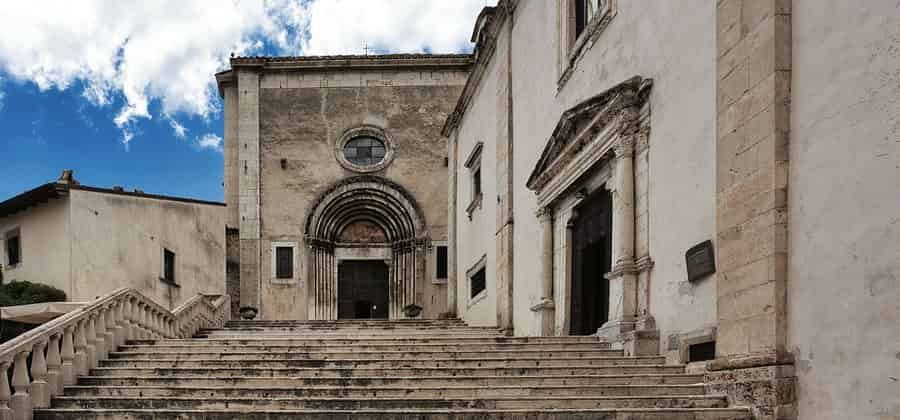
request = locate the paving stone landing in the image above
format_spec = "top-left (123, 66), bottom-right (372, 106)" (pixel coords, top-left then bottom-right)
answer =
top-left (35, 319), bottom-right (751, 419)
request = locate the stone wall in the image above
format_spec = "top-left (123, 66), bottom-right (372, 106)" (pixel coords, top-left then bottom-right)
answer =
top-left (789, 0), bottom-right (900, 418)
top-left (0, 199), bottom-right (70, 293)
top-left (223, 59), bottom-right (467, 320)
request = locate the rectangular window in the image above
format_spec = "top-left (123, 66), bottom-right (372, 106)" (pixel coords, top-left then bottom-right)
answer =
top-left (473, 168), bottom-right (482, 197)
top-left (6, 231), bottom-right (21, 267)
top-left (574, 0), bottom-right (600, 39)
top-left (163, 249), bottom-right (176, 284)
top-left (470, 266), bottom-right (486, 298)
top-left (275, 246), bottom-right (294, 279)
top-left (436, 246), bottom-right (448, 280)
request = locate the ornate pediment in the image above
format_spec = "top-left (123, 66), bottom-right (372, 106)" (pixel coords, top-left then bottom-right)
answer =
top-left (526, 76), bottom-right (652, 193)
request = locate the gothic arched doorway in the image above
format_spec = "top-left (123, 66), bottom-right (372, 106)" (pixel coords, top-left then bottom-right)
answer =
top-left (305, 176), bottom-right (427, 320)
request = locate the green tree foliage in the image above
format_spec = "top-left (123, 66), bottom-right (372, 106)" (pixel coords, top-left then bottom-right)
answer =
top-left (0, 281), bottom-right (68, 342)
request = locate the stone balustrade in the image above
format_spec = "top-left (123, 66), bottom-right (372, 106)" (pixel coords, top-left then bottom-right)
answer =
top-left (0, 288), bottom-right (229, 420)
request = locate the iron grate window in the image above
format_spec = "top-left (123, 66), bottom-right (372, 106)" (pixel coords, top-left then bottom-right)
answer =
top-left (276, 246), bottom-right (294, 279)
top-left (436, 246), bottom-right (448, 280)
top-left (470, 267), bottom-right (486, 298)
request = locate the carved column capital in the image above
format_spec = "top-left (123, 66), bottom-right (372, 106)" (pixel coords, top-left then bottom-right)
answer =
top-left (613, 136), bottom-right (635, 159)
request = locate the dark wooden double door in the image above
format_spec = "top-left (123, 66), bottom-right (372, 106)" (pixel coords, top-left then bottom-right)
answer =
top-left (338, 260), bottom-right (389, 319)
top-left (570, 189), bottom-right (612, 336)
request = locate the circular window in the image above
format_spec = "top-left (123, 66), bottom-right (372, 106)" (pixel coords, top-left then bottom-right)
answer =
top-left (343, 136), bottom-right (386, 166)
top-left (334, 126), bottom-right (395, 173)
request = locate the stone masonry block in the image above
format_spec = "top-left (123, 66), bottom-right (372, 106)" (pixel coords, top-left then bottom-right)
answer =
top-left (717, 0), bottom-right (743, 58)
top-left (718, 280), bottom-right (777, 322)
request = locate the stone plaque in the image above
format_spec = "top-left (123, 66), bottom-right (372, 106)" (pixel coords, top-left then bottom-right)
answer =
top-left (686, 240), bottom-right (715, 282)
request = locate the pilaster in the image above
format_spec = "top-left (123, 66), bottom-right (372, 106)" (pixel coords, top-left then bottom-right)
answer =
top-left (237, 68), bottom-right (261, 319)
top-left (715, 0), bottom-right (795, 418)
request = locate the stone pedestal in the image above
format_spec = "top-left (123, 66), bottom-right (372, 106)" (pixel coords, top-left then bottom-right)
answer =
top-left (706, 353), bottom-right (797, 420)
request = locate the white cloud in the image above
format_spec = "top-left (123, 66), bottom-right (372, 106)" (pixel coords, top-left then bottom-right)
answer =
top-left (196, 133), bottom-right (223, 153)
top-left (0, 1), bottom-right (311, 143)
top-left (0, 1), bottom-right (486, 144)
top-left (168, 117), bottom-right (187, 139)
top-left (303, 0), bottom-right (487, 55)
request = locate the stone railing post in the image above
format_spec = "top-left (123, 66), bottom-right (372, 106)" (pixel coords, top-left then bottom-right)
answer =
top-left (104, 306), bottom-right (116, 356)
top-left (73, 320), bottom-right (88, 376)
top-left (117, 299), bottom-right (130, 345)
top-left (60, 327), bottom-right (75, 387)
top-left (94, 311), bottom-right (107, 361)
top-left (10, 350), bottom-right (31, 420)
top-left (0, 361), bottom-right (12, 420)
top-left (84, 316), bottom-right (97, 370)
top-left (45, 334), bottom-right (62, 397)
top-left (29, 341), bottom-right (48, 409)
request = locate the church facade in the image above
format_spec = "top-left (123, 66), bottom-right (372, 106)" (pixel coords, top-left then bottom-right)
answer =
top-left (443, 1), bottom-right (898, 420)
top-left (216, 1), bottom-right (899, 418)
top-left (217, 54), bottom-right (469, 321)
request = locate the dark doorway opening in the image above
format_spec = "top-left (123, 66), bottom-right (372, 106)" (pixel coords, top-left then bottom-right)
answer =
top-left (570, 188), bottom-right (613, 335)
top-left (338, 260), bottom-right (389, 319)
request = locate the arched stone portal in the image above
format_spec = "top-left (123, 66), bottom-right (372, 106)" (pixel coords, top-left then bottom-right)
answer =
top-left (305, 176), bottom-right (428, 320)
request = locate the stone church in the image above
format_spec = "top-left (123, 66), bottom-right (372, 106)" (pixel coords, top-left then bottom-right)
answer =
top-left (217, 54), bottom-right (469, 321)
top-left (216, 1), bottom-right (899, 419)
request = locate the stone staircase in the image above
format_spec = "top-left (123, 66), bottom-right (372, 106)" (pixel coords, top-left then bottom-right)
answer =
top-left (36, 319), bottom-right (751, 419)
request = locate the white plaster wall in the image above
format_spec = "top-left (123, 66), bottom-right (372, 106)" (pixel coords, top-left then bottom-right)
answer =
top-left (789, 2), bottom-right (900, 418)
top-left (68, 190), bottom-right (226, 310)
top-left (0, 199), bottom-right (70, 295)
top-left (454, 44), bottom-right (503, 327)
top-left (509, 1), bottom-right (718, 340)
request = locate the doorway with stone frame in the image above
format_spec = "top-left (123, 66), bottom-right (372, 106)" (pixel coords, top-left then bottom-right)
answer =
top-left (568, 187), bottom-right (613, 335)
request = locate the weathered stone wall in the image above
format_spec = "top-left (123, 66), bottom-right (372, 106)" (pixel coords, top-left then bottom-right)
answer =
top-left (250, 68), bottom-right (465, 320)
top-left (0, 198), bottom-right (70, 293)
top-left (789, 0), bottom-right (900, 418)
top-left (68, 189), bottom-right (226, 310)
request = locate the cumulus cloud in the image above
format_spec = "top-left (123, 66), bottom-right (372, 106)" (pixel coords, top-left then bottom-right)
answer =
top-left (0, 1), bottom-right (310, 143)
top-left (196, 133), bottom-right (223, 153)
top-left (303, 0), bottom-right (487, 55)
top-left (0, 1), bottom-right (486, 145)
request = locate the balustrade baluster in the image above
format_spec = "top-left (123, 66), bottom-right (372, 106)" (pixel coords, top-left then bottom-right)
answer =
top-left (29, 341), bottom-right (48, 408)
top-left (104, 306), bottom-right (116, 355)
top-left (94, 311), bottom-right (107, 361)
top-left (119, 299), bottom-right (131, 344)
top-left (0, 361), bottom-right (12, 420)
top-left (10, 350), bottom-right (31, 420)
top-left (45, 334), bottom-right (62, 397)
top-left (84, 316), bottom-right (97, 369)
top-left (73, 320), bottom-right (88, 376)
top-left (60, 328), bottom-right (75, 386)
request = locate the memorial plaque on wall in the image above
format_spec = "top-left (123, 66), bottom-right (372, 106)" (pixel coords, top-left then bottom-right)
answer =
top-left (686, 240), bottom-right (715, 282)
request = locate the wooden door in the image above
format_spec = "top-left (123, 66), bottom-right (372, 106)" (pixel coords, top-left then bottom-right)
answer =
top-left (570, 189), bottom-right (612, 335)
top-left (338, 260), bottom-right (389, 319)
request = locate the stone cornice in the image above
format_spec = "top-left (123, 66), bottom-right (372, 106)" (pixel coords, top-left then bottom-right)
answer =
top-left (216, 54), bottom-right (473, 97)
top-left (441, 0), bottom-right (516, 137)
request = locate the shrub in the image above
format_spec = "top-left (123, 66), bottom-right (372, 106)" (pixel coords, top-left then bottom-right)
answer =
top-left (0, 281), bottom-right (68, 342)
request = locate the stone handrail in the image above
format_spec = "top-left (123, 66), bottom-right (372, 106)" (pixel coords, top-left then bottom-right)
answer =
top-left (0, 288), bottom-right (229, 420)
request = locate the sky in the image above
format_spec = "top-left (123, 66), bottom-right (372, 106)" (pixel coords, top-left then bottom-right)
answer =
top-left (0, 0), bottom-right (490, 202)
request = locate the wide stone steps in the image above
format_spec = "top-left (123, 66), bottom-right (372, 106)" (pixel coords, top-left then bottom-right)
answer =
top-left (49, 395), bottom-right (732, 410)
top-left (63, 384), bottom-right (708, 398)
top-left (108, 349), bottom-right (624, 360)
top-left (34, 408), bottom-right (755, 420)
top-left (34, 319), bottom-right (751, 419)
top-left (98, 356), bottom-right (666, 369)
top-left (76, 373), bottom-right (707, 387)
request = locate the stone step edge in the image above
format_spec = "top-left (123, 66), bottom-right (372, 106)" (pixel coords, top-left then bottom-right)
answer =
top-left (76, 373), bottom-right (700, 380)
top-left (33, 408), bottom-right (752, 417)
top-left (109, 350), bottom-right (623, 356)
top-left (51, 395), bottom-right (726, 402)
top-left (89, 364), bottom-right (683, 372)
top-left (100, 356), bottom-right (661, 363)
top-left (64, 384), bottom-right (707, 391)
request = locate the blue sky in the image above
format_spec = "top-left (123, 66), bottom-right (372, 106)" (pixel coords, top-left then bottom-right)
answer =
top-left (0, 1), bottom-right (487, 203)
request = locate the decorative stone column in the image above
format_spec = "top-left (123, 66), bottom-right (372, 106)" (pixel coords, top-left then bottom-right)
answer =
top-left (597, 135), bottom-right (638, 340)
top-left (530, 208), bottom-right (555, 336)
